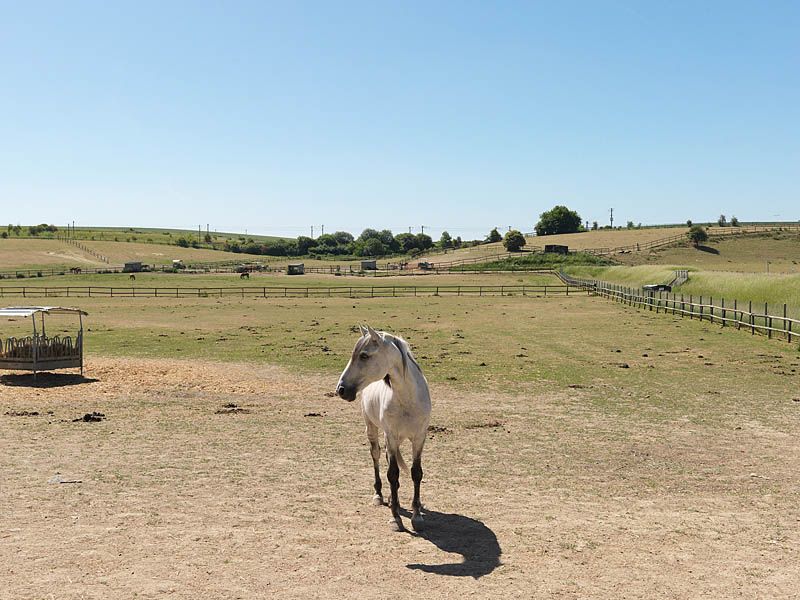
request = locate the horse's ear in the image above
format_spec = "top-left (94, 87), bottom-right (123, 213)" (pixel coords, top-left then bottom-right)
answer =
top-left (366, 325), bottom-right (381, 342)
top-left (359, 324), bottom-right (368, 337)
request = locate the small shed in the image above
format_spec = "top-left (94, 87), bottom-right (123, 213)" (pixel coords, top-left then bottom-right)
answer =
top-left (0, 306), bottom-right (87, 375)
top-left (123, 261), bottom-right (143, 273)
top-left (361, 260), bottom-right (377, 270)
top-left (544, 245), bottom-right (569, 255)
top-left (287, 263), bottom-right (305, 275)
top-left (417, 261), bottom-right (434, 270)
top-left (643, 283), bottom-right (672, 293)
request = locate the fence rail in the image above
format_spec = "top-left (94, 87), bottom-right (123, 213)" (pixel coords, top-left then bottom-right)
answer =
top-left (0, 284), bottom-right (585, 299)
top-left (558, 272), bottom-right (798, 343)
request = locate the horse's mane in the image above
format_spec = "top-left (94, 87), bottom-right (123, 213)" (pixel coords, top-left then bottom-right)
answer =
top-left (383, 332), bottom-right (421, 374)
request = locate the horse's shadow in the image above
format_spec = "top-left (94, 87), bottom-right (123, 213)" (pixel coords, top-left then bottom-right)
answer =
top-left (402, 508), bottom-right (501, 578)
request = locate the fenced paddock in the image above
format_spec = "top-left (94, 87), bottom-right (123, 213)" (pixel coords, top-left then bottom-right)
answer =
top-left (0, 284), bottom-right (585, 299)
top-left (560, 272), bottom-right (799, 343)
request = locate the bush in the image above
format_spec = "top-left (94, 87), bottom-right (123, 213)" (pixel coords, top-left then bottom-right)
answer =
top-left (486, 228), bottom-right (502, 243)
top-left (687, 225), bottom-right (708, 247)
top-left (503, 230), bottom-right (526, 252)
top-left (535, 205), bottom-right (583, 236)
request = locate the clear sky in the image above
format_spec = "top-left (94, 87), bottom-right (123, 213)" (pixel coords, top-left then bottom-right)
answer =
top-left (1, 1), bottom-right (798, 240)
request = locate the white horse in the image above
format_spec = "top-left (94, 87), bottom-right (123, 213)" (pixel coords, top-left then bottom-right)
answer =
top-left (336, 325), bottom-right (431, 532)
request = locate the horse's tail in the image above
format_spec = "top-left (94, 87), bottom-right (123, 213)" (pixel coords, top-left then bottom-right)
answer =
top-left (395, 448), bottom-right (410, 475)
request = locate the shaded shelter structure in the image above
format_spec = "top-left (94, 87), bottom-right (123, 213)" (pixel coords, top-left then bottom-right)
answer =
top-left (0, 307), bottom-right (87, 375)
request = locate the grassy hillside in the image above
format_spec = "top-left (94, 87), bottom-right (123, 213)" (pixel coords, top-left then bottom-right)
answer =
top-left (618, 230), bottom-right (800, 273)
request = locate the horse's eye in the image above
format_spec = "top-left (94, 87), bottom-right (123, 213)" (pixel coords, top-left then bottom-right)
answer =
top-left (359, 352), bottom-right (370, 361)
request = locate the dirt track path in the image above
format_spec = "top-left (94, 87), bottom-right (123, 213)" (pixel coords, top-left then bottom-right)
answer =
top-left (1, 358), bottom-right (798, 599)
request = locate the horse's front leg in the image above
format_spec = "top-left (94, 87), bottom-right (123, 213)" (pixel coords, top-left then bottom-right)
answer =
top-left (410, 437), bottom-right (425, 532)
top-left (366, 424), bottom-right (383, 506)
top-left (386, 445), bottom-right (404, 532)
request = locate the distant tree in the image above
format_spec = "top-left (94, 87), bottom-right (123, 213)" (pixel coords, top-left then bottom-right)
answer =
top-left (487, 228), bottom-right (502, 243)
top-left (362, 238), bottom-right (386, 256)
top-left (358, 228), bottom-right (379, 242)
top-left (394, 233), bottom-right (418, 253)
top-left (453, 236), bottom-right (462, 248)
top-left (718, 214), bottom-right (727, 227)
top-left (440, 231), bottom-right (453, 249)
top-left (204, 233), bottom-right (212, 243)
top-left (414, 233), bottom-right (433, 250)
top-left (686, 219), bottom-right (693, 228)
top-left (626, 221), bottom-right (634, 229)
top-left (332, 231), bottom-right (354, 245)
top-left (296, 236), bottom-right (318, 254)
top-left (535, 205), bottom-right (582, 236)
top-left (503, 229), bottom-right (526, 252)
top-left (730, 216), bottom-right (739, 227)
top-left (591, 221), bottom-right (598, 230)
top-left (687, 225), bottom-right (708, 247)
top-left (1, 231), bottom-right (7, 239)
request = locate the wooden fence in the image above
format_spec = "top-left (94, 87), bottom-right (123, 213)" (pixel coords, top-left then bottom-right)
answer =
top-left (0, 284), bottom-right (585, 299)
top-left (558, 272), bottom-right (798, 343)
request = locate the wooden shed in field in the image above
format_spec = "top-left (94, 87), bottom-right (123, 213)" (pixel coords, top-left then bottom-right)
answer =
top-left (360, 260), bottom-right (377, 270)
top-left (544, 244), bottom-right (569, 255)
top-left (287, 263), bottom-right (305, 275)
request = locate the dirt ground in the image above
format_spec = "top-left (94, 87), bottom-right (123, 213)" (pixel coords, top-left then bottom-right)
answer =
top-left (1, 356), bottom-right (798, 599)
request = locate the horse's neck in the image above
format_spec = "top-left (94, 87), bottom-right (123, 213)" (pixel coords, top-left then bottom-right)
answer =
top-left (387, 363), bottom-right (428, 406)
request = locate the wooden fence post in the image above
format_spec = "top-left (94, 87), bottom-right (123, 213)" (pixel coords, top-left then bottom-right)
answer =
top-left (721, 298), bottom-right (725, 327)
top-left (784, 304), bottom-right (788, 341)
top-left (766, 302), bottom-right (771, 339)
top-left (750, 300), bottom-right (754, 334)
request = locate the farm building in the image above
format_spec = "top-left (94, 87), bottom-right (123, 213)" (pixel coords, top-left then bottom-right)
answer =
top-left (544, 244), bottom-right (569, 254)
top-left (360, 260), bottom-right (377, 270)
top-left (287, 263), bottom-right (305, 275)
top-left (123, 261), bottom-right (143, 273)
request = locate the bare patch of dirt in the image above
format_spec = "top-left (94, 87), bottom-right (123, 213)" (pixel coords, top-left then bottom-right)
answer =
top-left (0, 357), bottom-right (798, 598)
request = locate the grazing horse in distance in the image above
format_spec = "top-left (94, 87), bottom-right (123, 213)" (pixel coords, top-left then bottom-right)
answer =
top-left (240, 271), bottom-right (250, 279)
top-left (336, 325), bottom-right (431, 532)
top-left (129, 274), bottom-right (135, 281)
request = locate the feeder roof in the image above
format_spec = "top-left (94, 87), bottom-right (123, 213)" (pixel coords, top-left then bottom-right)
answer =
top-left (0, 306), bottom-right (88, 318)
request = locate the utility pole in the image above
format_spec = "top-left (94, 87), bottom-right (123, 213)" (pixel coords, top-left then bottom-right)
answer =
top-left (420, 225), bottom-right (425, 235)
top-left (321, 224), bottom-right (324, 236)
top-left (408, 226), bottom-right (412, 233)
top-left (311, 225), bottom-right (314, 238)
top-left (198, 224), bottom-right (201, 243)
top-left (610, 208), bottom-right (614, 228)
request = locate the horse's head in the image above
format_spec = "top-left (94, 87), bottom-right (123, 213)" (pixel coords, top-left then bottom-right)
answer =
top-left (336, 325), bottom-right (404, 402)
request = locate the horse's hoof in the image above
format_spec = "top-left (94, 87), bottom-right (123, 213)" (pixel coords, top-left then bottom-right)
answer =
top-left (411, 515), bottom-right (425, 532)
top-left (389, 518), bottom-right (405, 532)
top-left (372, 494), bottom-right (384, 506)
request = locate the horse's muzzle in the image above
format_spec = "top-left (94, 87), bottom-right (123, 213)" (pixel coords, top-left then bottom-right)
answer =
top-left (336, 383), bottom-right (357, 402)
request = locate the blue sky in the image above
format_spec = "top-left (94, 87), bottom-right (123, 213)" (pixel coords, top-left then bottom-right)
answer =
top-left (1, 1), bottom-right (798, 240)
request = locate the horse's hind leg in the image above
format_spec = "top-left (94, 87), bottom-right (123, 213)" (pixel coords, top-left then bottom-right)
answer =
top-left (365, 422), bottom-right (383, 506)
top-left (386, 447), bottom-right (404, 532)
top-left (410, 437), bottom-right (425, 532)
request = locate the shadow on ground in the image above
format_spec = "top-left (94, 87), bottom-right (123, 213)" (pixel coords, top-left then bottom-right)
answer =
top-left (0, 373), bottom-right (99, 388)
top-left (405, 508), bottom-right (501, 578)
top-left (696, 245), bottom-right (720, 254)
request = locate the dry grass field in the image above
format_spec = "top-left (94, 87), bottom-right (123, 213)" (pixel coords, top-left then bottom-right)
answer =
top-left (618, 231), bottom-right (800, 273)
top-left (2, 292), bottom-right (799, 598)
